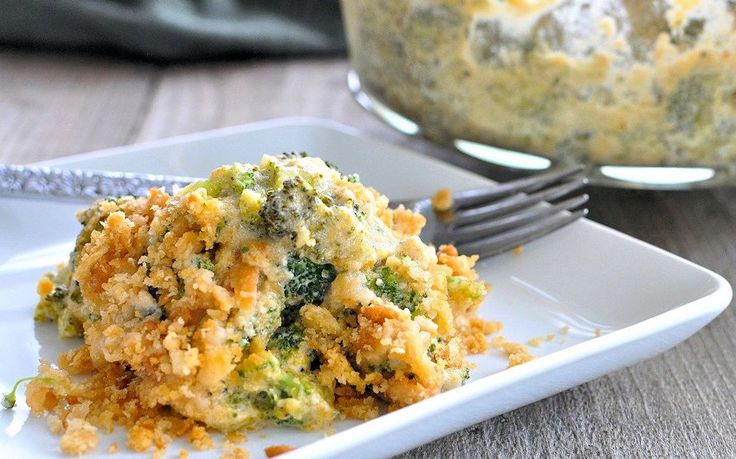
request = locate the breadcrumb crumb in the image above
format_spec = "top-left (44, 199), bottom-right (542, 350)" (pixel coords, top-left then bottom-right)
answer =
top-left (107, 442), bottom-right (118, 454)
top-left (60, 418), bottom-right (99, 456)
top-left (431, 188), bottom-right (453, 212)
top-left (492, 336), bottom-right (534, 367)
top-left (179, 449), bottom-right (190, 458)
top-left (559, 326), bottom-right (570, 335)
top-left (189, 425), bottom-right (214, 451)
top-left (264, 444), bottom-right (295, 457)
top-left (225, 431), bottom-right (247, 444)
top-left (594, 328), bottom-right (602, 337)
top-left (512, 246), bottom-right (523, 256)
top-left (545, 334), bottom-right (555, 342)
top-left (127, 423), bottom-right (155, 452)
top-left (527, 337), bottom-right (543, 347)
top-left (221, 440), bottom-right (250, 459)
top-left (47, 414), bottom-right (63, 434)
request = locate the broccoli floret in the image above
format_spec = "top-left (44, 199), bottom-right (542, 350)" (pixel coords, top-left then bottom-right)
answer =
top-left (47, 285), bottom-right (68, 300)
top-left (231, 169), bottom-right (256, 194)
top-left (279, 152), bottom-right (309, 160)
top-left (447, 276), bottom-right (485, 302)
top-left (268, 322), bottom-right (304, 354)
top-left (251, 390), bottom-right (277, 411)
top-left (258, 178), bottom-right (315, 238)
top-left (667, 74), bottom-right (714, 134)
top-left (183, 164), bottom-right (258, 197)
top-left (276, 373), bottom-right (311, 398)
top-left (224, 373), bottom-right (311, 423)
top-left (193, 256), bottom-right (215, 272)
top-left (346, 173), bottom-right (360, 183)
top-left (268, 253), bottom-right (336, 354)
top-left (283, 253), bottom-right (337, 308)
top-left (367, 265), bottom-right (421, 313)
top-left (461, 367), bottom-right (471, 384)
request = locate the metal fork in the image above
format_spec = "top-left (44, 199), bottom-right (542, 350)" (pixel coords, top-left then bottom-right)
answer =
top-left (0, 164), bottom-right (588, 258)
top-left (393, 167), bottom-right (589, 258)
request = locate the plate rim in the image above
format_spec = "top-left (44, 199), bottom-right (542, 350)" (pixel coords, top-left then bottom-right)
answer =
top-left (10, 116), bottom-right (734, 457)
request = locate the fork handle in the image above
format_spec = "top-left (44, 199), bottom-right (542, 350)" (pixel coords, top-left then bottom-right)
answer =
top-left (0, 164), bottom-right (202, 202)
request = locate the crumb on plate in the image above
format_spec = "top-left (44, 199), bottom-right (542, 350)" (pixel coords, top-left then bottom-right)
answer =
top-left (492, 336), bottom-right (534, 367)
top-left (431, 187), bottom-right (453, 212)
top-left (265, 444), bottom-right (295, 457)
top-left (189, 425), bottom-right (214, 451)
top-left (59, 418), bottom-right (99, 456)
top-left (221, 441), bottom-right (250, 459)
top-left (225, 431), bottom-right (247, 444)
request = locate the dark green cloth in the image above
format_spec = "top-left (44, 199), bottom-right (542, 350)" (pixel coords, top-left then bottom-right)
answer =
top-left (0, 0), bottom-right (346, 60)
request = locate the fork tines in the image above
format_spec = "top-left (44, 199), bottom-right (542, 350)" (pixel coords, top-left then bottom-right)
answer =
top-left (446, 167), bottom-right (589, 258)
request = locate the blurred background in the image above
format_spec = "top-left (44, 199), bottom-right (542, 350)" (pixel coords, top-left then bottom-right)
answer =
top-left (1, 0), bottom-right (345, 60)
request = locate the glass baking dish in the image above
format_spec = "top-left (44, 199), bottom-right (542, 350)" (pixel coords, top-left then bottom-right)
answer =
top-left (341, 0), bottom-right (736, 188)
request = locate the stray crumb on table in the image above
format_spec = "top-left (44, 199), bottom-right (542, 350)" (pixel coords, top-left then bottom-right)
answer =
top-left (527, 337), bottom-right (544, 347)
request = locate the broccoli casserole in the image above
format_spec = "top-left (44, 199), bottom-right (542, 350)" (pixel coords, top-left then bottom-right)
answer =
top-left (26, 154), bottom-right (499, 454)
top-left (342, 0), bottom-right (736, 168)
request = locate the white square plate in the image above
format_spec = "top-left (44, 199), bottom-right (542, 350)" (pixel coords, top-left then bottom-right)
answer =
top-left (0, 118), bottom-right (731, 458)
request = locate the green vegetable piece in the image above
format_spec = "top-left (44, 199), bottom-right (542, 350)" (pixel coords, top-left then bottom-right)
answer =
top-left (367, 266), bottom-right (421, 313)
top-left (268, 322), bottom-right (304, 353)
top-left (47, 285), bottom-right (68, 301)
top-left (2, 376), bottom-right (54, 409)
top-left (251, 390), bottom-right (277, 411)
top-left (667, 75), bottom-right (714, 134)
top-left (447, 275), bottom-right (485, 302)
top-left (283, 253), bottom-right (336, 308)
top-left (276, 373), bottom-right (310, 398)
top-left (193, 256), bottom-right (215, 272)
top-left (279, 152), bottom-right (309, 160)
top-left (231, 169), bottom-right (257, 194)
top-left (258, 178), bottom-right (314, 238)
top-left (182, 180), bottom-right (223, 197)
top-left (462, 367), bottom-right (471, 384)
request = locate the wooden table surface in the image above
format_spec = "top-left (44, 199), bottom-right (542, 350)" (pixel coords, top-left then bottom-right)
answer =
top-left (2, 51), bottom-right (735, 458)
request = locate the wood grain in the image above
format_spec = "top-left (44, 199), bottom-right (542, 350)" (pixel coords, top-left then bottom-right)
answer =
top-left (1, 50), bottom-right (734, 458)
